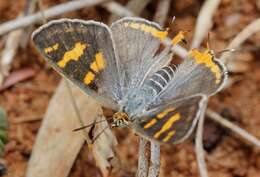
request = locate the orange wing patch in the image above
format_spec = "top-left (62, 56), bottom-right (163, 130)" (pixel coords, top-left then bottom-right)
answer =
top-left (124, 22), bottom-right (168, 40)
top-left (162, 130), bottom-right (176, 142)
top-left (57, 42), bottom-right (87, 68)
top-left (84, 52), bottom-right (106, 85)
top-left (44, 43), bottom-right (59, 53)
top-left (188, 49), bottom-right (221, 84)
top-left (153, 113), bottom-right (180, 139)
top-left (171, 31), bottom-right (187, 46)
top-left (90, 52), bottom-right (105, 72)
top-left (143, 119), bottom-right (157, 129)
top-left (157, 108), bottom-right (175, 119)
top-left (142, 108), bottom-right (180, 142)
top-left (143, 108), bottom-right (175, 129)
top-left (84, 71), bottom-right (95, 85)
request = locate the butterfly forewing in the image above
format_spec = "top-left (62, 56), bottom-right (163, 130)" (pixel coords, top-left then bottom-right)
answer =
top-left (111, 17), bottom-right (171, 95)
top-left (134, 95), bottom-right (207, 144)
top-left (32, 19), bottom-right (122, 110)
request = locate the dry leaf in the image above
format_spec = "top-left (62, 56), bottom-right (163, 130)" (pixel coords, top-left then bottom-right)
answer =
top-left (0, 68), bottom-right (36, 92)
top-left (25, 79), bottom-right (117, 177)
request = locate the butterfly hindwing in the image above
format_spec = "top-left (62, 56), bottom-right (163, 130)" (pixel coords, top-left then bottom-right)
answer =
top-left (32, 19), bottom-right (122, 110)
top-left (157, 49), bottom-right (227, 102)
top-left (133, 94), bottom-right (207, 144)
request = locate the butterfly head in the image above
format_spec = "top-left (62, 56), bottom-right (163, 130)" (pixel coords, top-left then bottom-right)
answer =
top-left (112, 112), bottom-right (130, 127)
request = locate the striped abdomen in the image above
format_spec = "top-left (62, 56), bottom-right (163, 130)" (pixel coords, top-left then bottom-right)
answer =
top-left (121, 66), bottom-right (174, 117)
top-left (145, 66), bottom-right (174, 95)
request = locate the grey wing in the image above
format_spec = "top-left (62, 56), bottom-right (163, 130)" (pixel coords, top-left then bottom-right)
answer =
top-left (110, 17), bottom-right (171, 95)
top-left (133, 94), bottom-right (207, 144)
top-left (132, 49), bottom-right (226, 143)
top-left (32, 19), bottom-right (123, 110)
top-left (151, 49), bottom-right (227, 105)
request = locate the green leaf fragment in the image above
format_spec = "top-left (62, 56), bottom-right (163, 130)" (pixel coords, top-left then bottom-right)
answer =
top-left (0, 107), bottom-right (8, 155)
top-left (0, 108), bottom-right (8, 130)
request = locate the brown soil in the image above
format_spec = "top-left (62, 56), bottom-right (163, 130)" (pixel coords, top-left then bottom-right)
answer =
top-left (0, 0), bottom-right (259, 177)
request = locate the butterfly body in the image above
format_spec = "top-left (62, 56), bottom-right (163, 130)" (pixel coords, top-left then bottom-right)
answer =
top-left (32, 17), bottom-right (227, 144)
top-left (120, 65), bottom-right (175, 118)
top-left (120, 87), bottom-right (154, 117)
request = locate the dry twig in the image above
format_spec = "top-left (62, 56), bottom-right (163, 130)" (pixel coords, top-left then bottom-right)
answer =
top-left (126, 0), bottom-right (151, 15)
top-left (136, 138), bottom-right (149, 177)
top-left (0, 29), bottom-right (24, 84)
top-left (102, 2), bottom-right (135, 18)
top-left (153, 0), bottom-right (171, 26)
top-left (191, 0), bottom-right (221, 48)
top-left (219, 18), bottom-right (260, 72)
top-left (10, 114), bottom-right (43, 123)
top-left (148, 142), bottom-right (160, 177)
top-left (20, 0), bottom-right (46, 47)
top-left (0, 0), bottom-right (38, 82)
top-left (195, 101), bottom-right (208, 177)
top-left (109, 0), bottom-right (151, 23)
top-left (206, 109), bottom-right (260, 148)
top-left (0, 0), bottom-right (108, 36)
top-left (220, 18), bottom-right (260, 63)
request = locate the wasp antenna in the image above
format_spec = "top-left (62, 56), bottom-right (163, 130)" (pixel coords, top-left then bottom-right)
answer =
top-left (73, 119), bottom-right (107, 131)
top-left (92, 126), bottom-right (110, 143)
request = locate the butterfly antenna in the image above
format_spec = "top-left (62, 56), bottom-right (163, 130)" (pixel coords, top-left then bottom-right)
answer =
top-left (171, 16), bottom-right (176, 24)
top-left (207, 32), bottom-right (211, 50)
top-left (216, 48), bottom-right (236, 55)
top-left (73, 119), bottom-right (107, 131)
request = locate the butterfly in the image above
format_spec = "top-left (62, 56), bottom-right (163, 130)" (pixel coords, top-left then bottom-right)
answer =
top-left (31, 17), bottom-right (227, 144)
